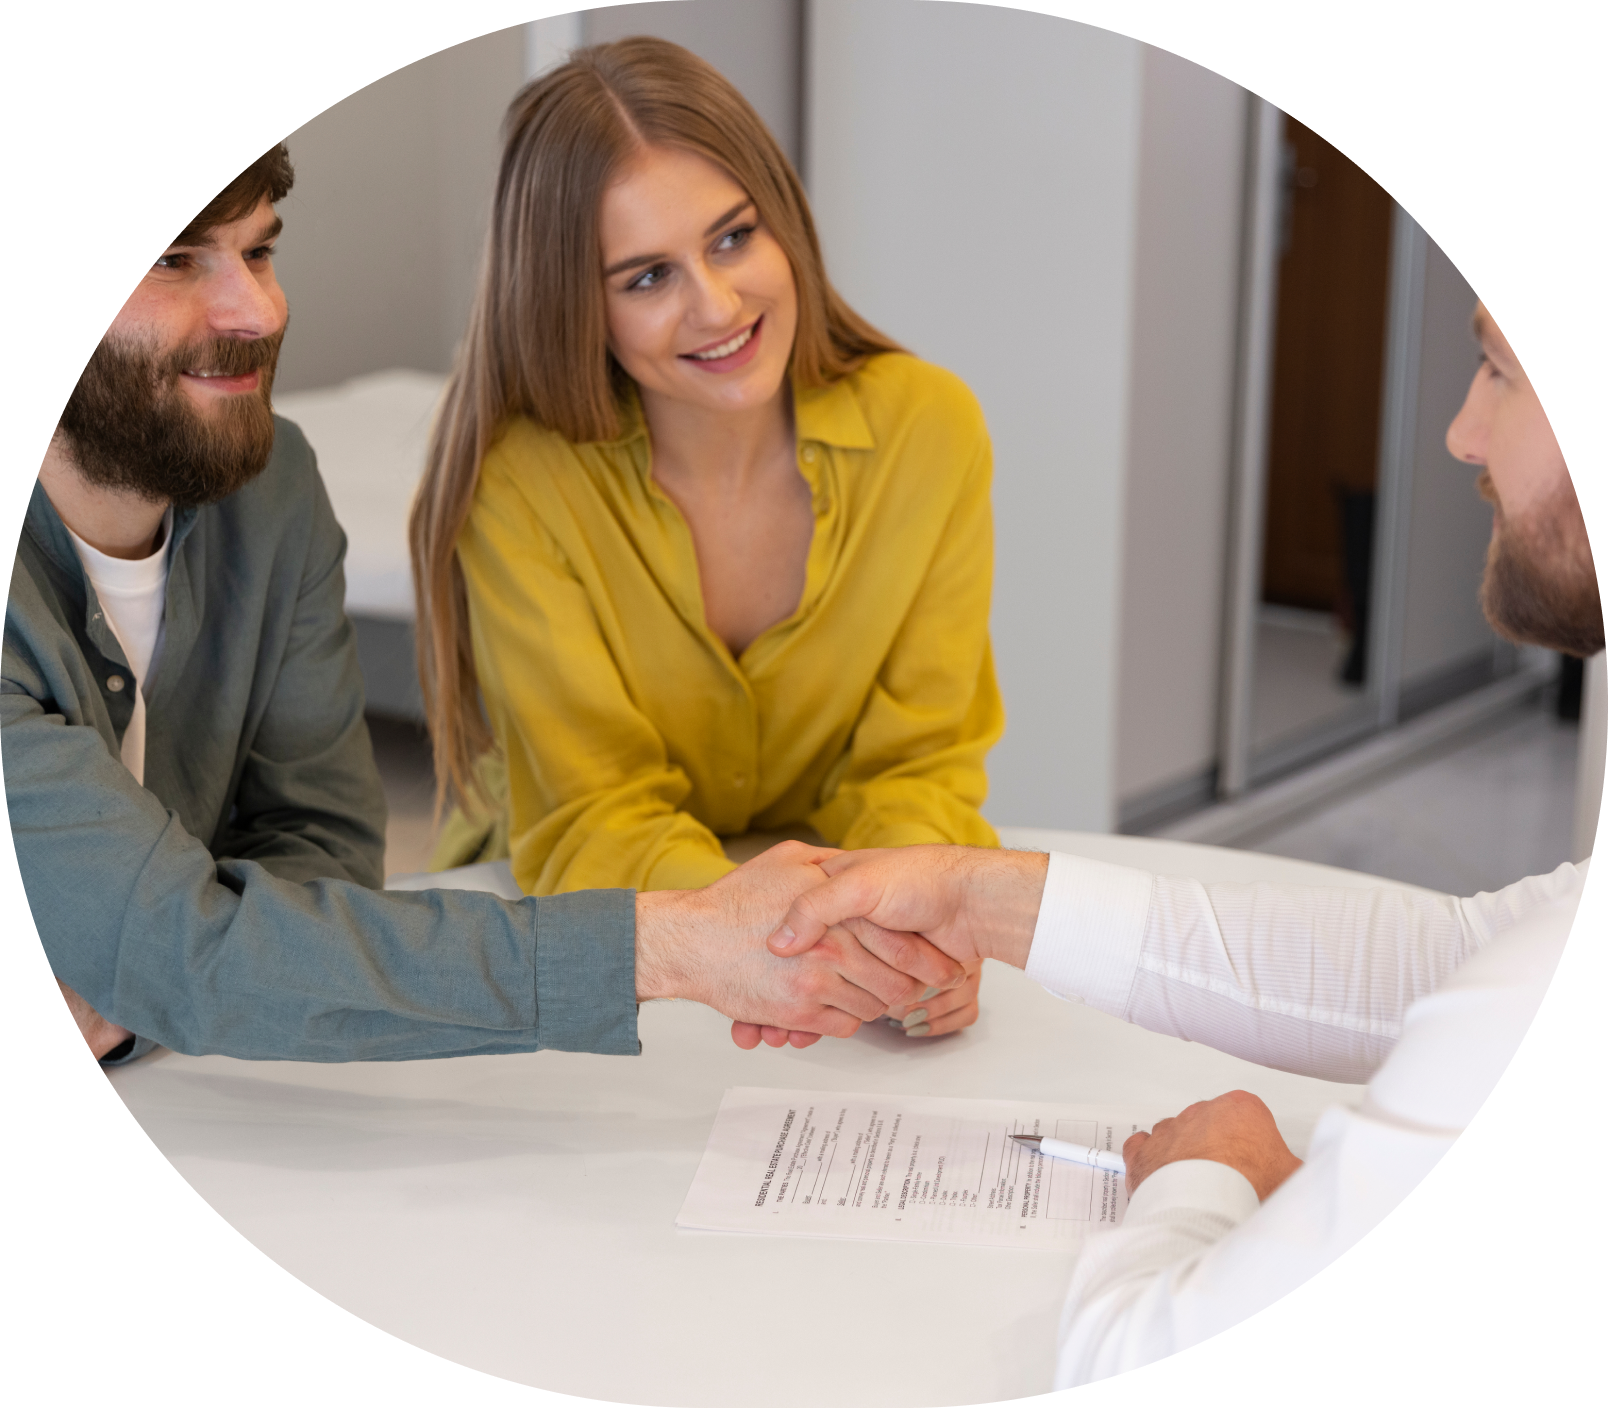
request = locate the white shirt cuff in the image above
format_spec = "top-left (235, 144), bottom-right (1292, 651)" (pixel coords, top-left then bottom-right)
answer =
top-left (1023, 851), bottom-right (1154, 1015)
top-left (1124, 1158), bottom-right (1261, 1228)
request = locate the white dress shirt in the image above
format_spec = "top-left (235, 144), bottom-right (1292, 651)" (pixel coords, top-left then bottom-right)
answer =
top-left (67, 512), bottom-right (171, 784)
top-left (1023, 851), bottom-right (1583, 1386)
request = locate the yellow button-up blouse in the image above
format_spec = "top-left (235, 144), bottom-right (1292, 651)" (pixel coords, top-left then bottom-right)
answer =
top-left (446, 352), bottom-right (1004, 894)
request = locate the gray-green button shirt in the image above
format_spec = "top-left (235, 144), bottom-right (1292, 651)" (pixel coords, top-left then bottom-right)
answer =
top-left (5, 417), bottom-right (639, 1062)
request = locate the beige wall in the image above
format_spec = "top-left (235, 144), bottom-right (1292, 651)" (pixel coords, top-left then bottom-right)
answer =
top-left (1114, 48), bottom-right (1247, 804)
top-left (271, 25), bottom-right (526, 393)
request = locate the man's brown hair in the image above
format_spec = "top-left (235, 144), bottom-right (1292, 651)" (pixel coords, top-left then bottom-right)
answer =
top-left (174, 144), bottom-right (294, 245)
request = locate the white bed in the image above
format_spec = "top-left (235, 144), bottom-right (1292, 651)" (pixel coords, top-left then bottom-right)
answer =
top-left (273, 369), bottom-right (448, 720)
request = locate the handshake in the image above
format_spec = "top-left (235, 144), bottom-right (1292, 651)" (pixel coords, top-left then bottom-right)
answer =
top-left (633, 840), bottom-right (1051, 1049)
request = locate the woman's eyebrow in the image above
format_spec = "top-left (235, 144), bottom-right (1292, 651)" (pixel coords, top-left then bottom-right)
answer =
top-left (604, 251), bottom-right (663, 277)
top-left (702, 198), bottom-right (754, 236)
top-left (603, 200), bottom-right (758, 278)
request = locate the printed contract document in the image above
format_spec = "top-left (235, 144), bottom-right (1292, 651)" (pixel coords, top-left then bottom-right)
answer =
top-left (677, 1087), bottom-right (1141, 1248)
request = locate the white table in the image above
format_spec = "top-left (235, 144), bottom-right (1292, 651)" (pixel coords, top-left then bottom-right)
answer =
top-left (109, 832), bottom-right (1422, 1407)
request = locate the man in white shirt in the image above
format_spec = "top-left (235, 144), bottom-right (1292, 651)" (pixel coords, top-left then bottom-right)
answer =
top-left (757, 304), bottom-right (1601, 1383)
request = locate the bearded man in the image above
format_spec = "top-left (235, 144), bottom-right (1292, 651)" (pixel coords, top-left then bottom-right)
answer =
top-left (11, 147), bottom-right (963, 1067)
top-left (767, 303), bottom-right (1602, 1384)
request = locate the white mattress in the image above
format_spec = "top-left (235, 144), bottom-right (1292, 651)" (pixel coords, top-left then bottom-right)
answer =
top-left (273, 368), bottom-right (448, 620)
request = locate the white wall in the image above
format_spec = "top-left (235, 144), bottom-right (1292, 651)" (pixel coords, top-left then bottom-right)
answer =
top-left (581, 1), bottom-right (803, 168)
top-left (276, 5), bottom-right (801, 396)
top-left (272, 26), bottom-right (526, 393)
top-left (807, 1), bottom-right (1143, 832)
top-left (1114, 48), bottom-right (1247, 804)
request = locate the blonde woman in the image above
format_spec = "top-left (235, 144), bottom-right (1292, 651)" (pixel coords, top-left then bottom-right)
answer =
top-left (411, 38), bottom-right (1001, 1039)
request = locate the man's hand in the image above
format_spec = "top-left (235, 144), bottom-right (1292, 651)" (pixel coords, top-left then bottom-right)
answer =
top-left (764, 845), bottom-right (1049, 970)
top-left (57, 980), bottom-right (132, 1060)
top-left (636, 841), bottom-right (966, 1039)
top-left (1123, 1090), bottom-right (1303, 1200)
top-left (885, 960), bottom-right (983, 1037)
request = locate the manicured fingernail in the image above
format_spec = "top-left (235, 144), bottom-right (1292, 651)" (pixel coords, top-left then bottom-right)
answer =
top-left (920, 986), bottom-right (940, 1001)
top-left (904, 1023), bottom-right (931, 1038)
top-left (900, 1008), bottom-right (929, 1028)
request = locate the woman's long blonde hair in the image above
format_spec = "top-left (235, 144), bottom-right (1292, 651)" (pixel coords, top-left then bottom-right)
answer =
top-left (410, 36), bottom-right (901, 812)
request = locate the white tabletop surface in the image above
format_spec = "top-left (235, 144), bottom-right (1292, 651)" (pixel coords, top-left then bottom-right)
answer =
top-left (109, 831), bottom-right (1419, 1407)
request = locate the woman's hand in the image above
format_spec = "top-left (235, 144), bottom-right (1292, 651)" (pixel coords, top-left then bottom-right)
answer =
top-left (885, 961), bottom-right (982, 1037)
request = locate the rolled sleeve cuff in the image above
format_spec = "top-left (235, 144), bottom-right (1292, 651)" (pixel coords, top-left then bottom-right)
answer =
top-left (533, 889), bottom-right (641, 1054)
top-left (1124, 1158), bottom-right (1262, 1228)
top-left (100, 1034), bottom-right (158, 1066)
top-left (1023, 851), bottom-right (1153, 1015)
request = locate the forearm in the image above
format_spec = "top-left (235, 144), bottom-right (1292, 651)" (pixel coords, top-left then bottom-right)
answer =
top-left (1027, 854), bottom-right (1487, 1082)
top-left (813, 773), bottom-right (999, 853)
top-left (1055, 1102), bottom-right (1458, 1387)
top-left (513, 789), bottom-right (736, 894)
top-left (14, 710), bottom-right (638, 1061)
top-left (56, 980), bottom-right (134, 1060)
top-left (74, 862), bottom-right (637, 1062)
top-left (1055, 1160), bottom-right (1261, 1387)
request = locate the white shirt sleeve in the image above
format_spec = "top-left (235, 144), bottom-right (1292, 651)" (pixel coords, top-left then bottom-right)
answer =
top-left (1024, 850), bottom-right (1578, 1083)
top-left (1027, 854), bottom-right (1583, 1387)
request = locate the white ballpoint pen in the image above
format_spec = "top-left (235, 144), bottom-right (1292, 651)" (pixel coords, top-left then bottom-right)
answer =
top-left (1010, 1133), bottom-right (1126, 1176)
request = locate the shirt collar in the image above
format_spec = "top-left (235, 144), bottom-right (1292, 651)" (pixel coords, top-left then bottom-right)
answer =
top-left (26, 480), bottom-right (198, 583)
top-left (794, 374), bottom-right (875, 451)
top-left (600, 372), bottom-right (876, 452)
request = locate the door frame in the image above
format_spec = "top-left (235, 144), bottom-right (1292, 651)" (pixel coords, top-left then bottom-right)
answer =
top-left (1217, 98), bottom-right (1426, 797)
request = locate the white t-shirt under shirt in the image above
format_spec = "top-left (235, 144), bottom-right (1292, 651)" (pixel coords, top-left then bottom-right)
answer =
top-left (67, 511), bottom-right (172, 785)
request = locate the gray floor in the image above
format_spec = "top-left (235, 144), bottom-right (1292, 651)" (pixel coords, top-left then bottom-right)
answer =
top-left (1246, 701), bottom-right (1581, 895)
top-left (369, 716), bottom-right (439, 878)
top-left (1251, 610), bottom-right (1370, 754)
top-left (368, 699), bottom-right (1584, 897)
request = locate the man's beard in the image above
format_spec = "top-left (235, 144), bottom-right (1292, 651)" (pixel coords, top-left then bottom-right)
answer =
top-left (57, 325), bottom-right (284, 508)
top-left (1478, 471), bottom-right (1605, 658)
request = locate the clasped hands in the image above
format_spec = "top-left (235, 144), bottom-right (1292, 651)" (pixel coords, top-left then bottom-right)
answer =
top-left (634, 840), bottom-right (981, 1050)
top-left (637, 839), bottom-right (1040, 1050)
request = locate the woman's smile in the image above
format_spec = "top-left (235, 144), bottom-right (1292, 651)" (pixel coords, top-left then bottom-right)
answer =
top-left (681, 316), bottom-right (763, 371)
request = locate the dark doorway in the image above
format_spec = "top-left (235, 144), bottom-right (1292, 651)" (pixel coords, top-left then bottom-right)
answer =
top-left (1259, 115), bottom-right (1395, 684)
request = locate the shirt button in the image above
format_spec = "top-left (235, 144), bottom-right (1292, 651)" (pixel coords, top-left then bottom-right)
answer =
top-left (106, 675), bottom-right (126, 693)
top-left (802, 447), bottom-right (816, 463)
top-left (732, 775), bottom-right (747, 789)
